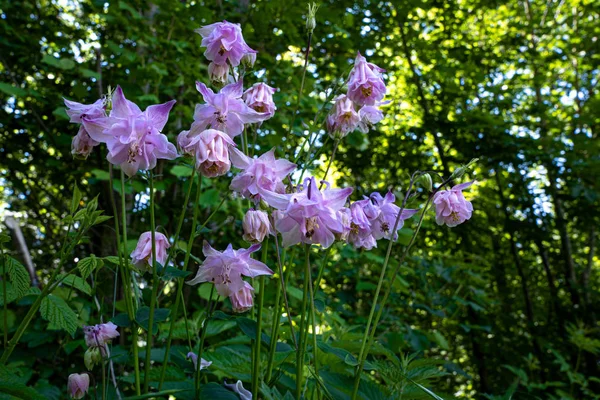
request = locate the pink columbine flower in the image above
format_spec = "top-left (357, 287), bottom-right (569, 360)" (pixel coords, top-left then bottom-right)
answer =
top-left (71, 126), bottom-right (99, 159)
top-left (83, 322), bottom-right (119, 356)
top-left (187, 241), bottom-right (273, 297)
top-left (224, 380), bottom-right (252, 400)
top-left (230, 281), bottom-right (255, 313)
top-left (366, 192), bottom-right (418, 240)
top-left (357, 105), bottom-right (384, 133)
top-left (64, 98), bottom-right (105, 123)
top-left (242, 209), bottom-right (272, 243)
top-left (326, 94), bottom-right (360, 138)
top-left (178, 128), bottom-right (235, 177)
top-left (81, 86), bottom-right (178, 177)
top-left (68, 373), bottom-right (90, 399)
top-left (347, 199), bottom-right (377, 250)
top-left (195, 21), bottom-right (256, 67)
top-left (243, 83), bottom-right (277, 120)
top-left (208, 62), bottom-right (230, 87)
top-left (262, 177), bottom-right (353, 249)
top-left (187, 352), bottom-right (212, 371)
top-left (347, 51), bottom-right (386, 107)
top-left (193, 80), bottom-right (269, 138)
top-left (229, 147), bottom-right (296, 203)
top-left (433, 181), bottom-right (475, 227)
top-left (130, 231), bottom-right (170, 271)
top-left (336, 207), bottom-right (352, 241)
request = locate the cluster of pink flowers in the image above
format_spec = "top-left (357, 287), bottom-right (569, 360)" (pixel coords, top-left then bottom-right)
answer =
top-left (326, 52), bottom-right (387, 138)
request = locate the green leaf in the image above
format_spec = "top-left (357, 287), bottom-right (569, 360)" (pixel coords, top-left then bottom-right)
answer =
top-left (40, 295), bottom-right (78, 336)
top-left (104, 256), bottom-right (121, 265)
top-left (135, 307), bottom-right (171, 331)
top-left (0, 82), bottom-right (27, 97)
top-left (71, 184), bottom-right (82, 215)
top-left (59, 274), bottom-right (92, 295)
top-left (78, 255), bottom-right (103, 280)
top-left (91, 169), bottom-right (111, 181)
top-left (0, 233), bottom-right (10, 243)
top-left (160, 266), bottom-right (192, 281)
top-left (80, 68), bottom-right (101, 79)
top-left (121, 389), bottom-right (187, 400)
top-left (170, 165), bottom-right (194, 177)
top-left (42, 54), bottom-right (76, 70)
top-left (112, 313), bottom-right (132, 327)
top-left (2, 256), bottom-right (30, 299)
top-left (200, 189), bottom-right (220, 207)
top-left (52, 106), bottom-right (69, 120)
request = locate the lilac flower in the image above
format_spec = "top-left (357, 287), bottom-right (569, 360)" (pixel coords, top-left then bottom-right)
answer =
top-left (366, 192), bottom-right (419, 240)
top-left (178, 128), bottom-right (235, 177)
top-left (347, 51), bottom-right (386, 106)
top-left (193, 80), bottom-right (269, 138)
top-left (68, 373), bottom-right (90, 399)
top-left (187, 241), bottom-right (273, 297)
top-left (357, 105), bottom-right (384, 133)
top-left (243, 83), bottom-right (277, 120)
top-left (82, 86), bottom-right (178, 177)
top-left (130, 231), bottom-right (170, 271)
top-left (230, 281), bottom-right (255, 313)
top-left (433, 181), bottom-right (475, 227)
top-left (242, 209), bottom-right (272, 243)
top-left (336, 207), bottom-right (352, 241)
top-left (262, 177), bottom-right (353, 248)
top-left (64, 98), bottom-right (105, 123)
top-left (195, 21), bottom-right (256, 67)
top-left (186, 352), bottom-right (212, 371)
top-left (224, 380), bottom-right (252, 400)
top-left (347, 199), bottom-right (377, 250)
top-left (71, 126), bottom-right (99, 159)
top-left (229, 147), bottom-right (296, 203)
top-left (208, 62), bottom-right (230, 87)
top-left (326, 95), bottom-right (360, 138)
top-left (83, 322), bottom-right (119, 356)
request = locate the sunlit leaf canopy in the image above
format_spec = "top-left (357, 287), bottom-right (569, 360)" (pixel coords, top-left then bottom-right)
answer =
top-left (0, 0), bottom-right (599, 398)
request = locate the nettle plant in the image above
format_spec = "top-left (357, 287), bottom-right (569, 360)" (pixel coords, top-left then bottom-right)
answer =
top-left (1, 9), bottom-right (477, 400)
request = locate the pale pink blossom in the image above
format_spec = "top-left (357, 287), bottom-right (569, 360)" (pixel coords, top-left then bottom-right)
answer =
top-left (326, 95), bottom-right (360, 138)
top-left (71, 126), bottom-right (99, 159)
top-left (178, 128), bottom-right (235, 177)
top-left (68, 373), bottom-right (89, 399)
top-left (347, 51), bottom-right (386, 106)
top-left (243, 83), bottom-right (277, 120)
top-left (433, 181), bottom-right (475, 227)
top-left (195, 21), bottom-right (256, 67)
top-left (208, 62), bottom-right (230, 87)
top-left (230, 281), bottom-right (255, 313)
top-left (366, 192), bottom-right (418, 240)
top-left (187, 352), bottom-right (212, 371)
top-left (130, 231), bottom-right (170, 271)
top-left (83, 322), bottom-right (120, 350)
top-left (64, 98), bottom-right (105, 123)
top-left (242, 209), bottom-right (272, 243)
top-left (357, 105), bottom-right (384, 133)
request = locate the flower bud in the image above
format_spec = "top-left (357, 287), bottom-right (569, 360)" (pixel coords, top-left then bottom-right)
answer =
top-left (71, 127), bottom-right (99, 159)
top-left (208, 62), bottom-right (230, 87)
top-left (241, 52), bottom-right (257, 68)
top-left (306, 3), bottom-right (319, 33)
top-left (242, 209), bottom-right (272, 243)
top-left (84, 347), bottom-right (102, 370)
top-left (68, 373), bottom-right (90, 399)
top-left (230, 281), bottom-right (254, 313)
top-left (130, 232), bottom-right (170, 272)
top-left (417, 173), bottom-right (433, 192)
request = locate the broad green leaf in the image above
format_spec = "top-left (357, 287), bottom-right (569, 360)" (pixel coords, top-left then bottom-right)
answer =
top-left (135, 307), bottom-right (171, 331)
top-left (78, 255), bottom-right (103, 280)
top-left (0, 82), bottom-right (27, 97)
top-left (2, 256), bottom-right (30, 299)
top-left (59, 274), bottom-right (92, 295)
top-left (40, 294), bottom-right (78, 336)
top-left (170, 165), bottom-right (193, 177)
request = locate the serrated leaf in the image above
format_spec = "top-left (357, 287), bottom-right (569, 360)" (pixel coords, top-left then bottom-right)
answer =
top-left (59, 274), bottom-right (92, 295)
top-left (40, 295), bottom-right (78, 336)
top-left (78, 255), bottom-right (103, 279)
top-left (3, 256), bottom-right (30, 299)
top-left (135, 307), bottom-right (170, 331)
top-left (104, 256), bottom-right (121, 265)
top-left (71, 184), bottom-right (82, 214)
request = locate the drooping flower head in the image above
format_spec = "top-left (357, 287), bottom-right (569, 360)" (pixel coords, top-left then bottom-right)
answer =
top-left (433, 181), bottom-right (474, 227)
top-left (195, 21), bottom-right (256, 67)
top-left (208, 62), bottom-right (230, 87)
top-left (242, 209), bottom-right (273, 243)
top-left (187, 352), bottom-right (213, 371)
top-left (71, 126), bottom-right (99, 159)
top-left (365, 192), bottom-right (419, 240)
top-left (130, 231), bottom-right (170, 271)
top-left (262, 177), bottom-right (353, 248)
top-left (347, 51), bottom-right (386, 106)
top-left (224, 380), bottom-right (252, 400)
top-left (230, 281), bottom-right (255, 313)
top-left (187, 242), bottom-right (273, 297)
top-left (357, 105), bottom-right (384, 133)
top-left (326, 94), bottom-right (360, 138)
top-left (243, 83), bottom-right (277, 121)
top-left (68, 373), bottom-right (90, 399)
top-left (193, 80), bottom-right (269, 138)
top-left (64, 98), bottom-right (106, 123)
top-left (83, 322), bottom-right (119, 356)
top-left (178, 128), bottom-right (235, 177)
top-left (230, 147), bottom-right (296, 203)
top-left (347, 199), bottom-right (377, 250)
top-left (81, 86), bottom-right (178, 177)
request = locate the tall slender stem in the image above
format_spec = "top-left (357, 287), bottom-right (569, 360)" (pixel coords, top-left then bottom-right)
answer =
top-left (320, 138), bottom-right (339, 188)
top-left (102, 360), bottom-right (107, 400)
top-left (195, 286), bottom-right (215, 397)
top-left (296, 245), bottom-right (311, 399)
top-left (307, 255), bottom-right (320, 397)
top-left (1, 247), bottom-right (7, 349)
top-left (158, 174), bottom-right (202, 390)
top-left (273, 234), bottom-right (297, 350)
top-left (266, 248), bottom-right (287, 382)
top-left (143, 172), bottom-right (158, 393)
top-left (121, 172), bottom-right (141, 395)
top-left (252, 241), bottom-right (269, 397)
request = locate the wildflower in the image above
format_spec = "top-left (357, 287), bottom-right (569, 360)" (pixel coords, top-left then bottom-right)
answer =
top-left (195, 21), bottom-right (256, 67)
top-left (178, 128), bottom-right (235, 177)
top-left (187, 241), bottom-right (273, 297)
top-left (187, 352), bottom-right (213, 371)
top-left (229, 147), bottom-right (296, 203)
top-left (71, 127), bottom-right (99, 159)
top-left (347, 199), bottom-right (377, 250)
top-left (68, 373), bottom-right (90, 399)
top-left (326, 95), bottom-right (360, 138)
top-left (336, 207), bottom-right (352, 241)
top-left (347, 51), bottom-right (386, 107)
top-left (241, 52), bottom-right (257, 68)
top-left (130, 231), bottom-right (170, 271)
top-left (83, 322), bottom-right (120, 351)
top-left (230, 281), bottom-right (255, 313)
top-left (357, 105), bottom-right (384, 133)
top-left (366, 192), bottom-right (418, 240)
top-left (433, 181), bottom-right (475, 227)
top-left (262, 177), bottom-right (353, 248)
top-left (242, 209), bottom-right (272, 243)
top-left (243, 83), bottom-right (277, 120)
top-left (64, 98), bottom-right (105, 123)
top-left (224, 380), bottom-right (252, 400)
top-left (208, 62), bottom-right (230, 87)
top-left (193, 80), bottom-right (269, 138)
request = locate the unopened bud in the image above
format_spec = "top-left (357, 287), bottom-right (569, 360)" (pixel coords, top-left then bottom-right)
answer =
top-left (451, 158), bottom-right (479, 180)
top-left (241, 52), bottom-right (257, 69)
top-left (208, 62), bottom-right (229, 88)
top-left (417, 173), bottom-right (433, 192)
top-left (84, 347), bottom-right (102, 370)
top-left (306, 3), bottom-right (319, 33)
top-left (242, 209), bottom-right (272, 243)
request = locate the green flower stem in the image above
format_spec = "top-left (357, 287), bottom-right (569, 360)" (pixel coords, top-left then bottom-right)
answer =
top-left (158, 174), bottom-right (202, 391)
top-left (252, 241), bottom-right (269, 397)
top-left (319, 138), bottom-right (339, 188)
top-left (296, 244), bottom-right (311, 400)
top-left (121, 172), bottom-right (141, 395)
top-left (307, 255), bottom-right (320, 397)
top-left (1, 247), bottom-right (7, 349)
top-left (265, 247), bottom-right (287, 382)
top-left (195, 285), bottom-right (215, 397)
top-left (273, 234), bottom-right (298, 350)
top-left (143, 172), bottom-right (158, 393)
top-left (313, 248), bottom-right (331, 291)
top-left (102, 360), bottom-right (107, 400)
